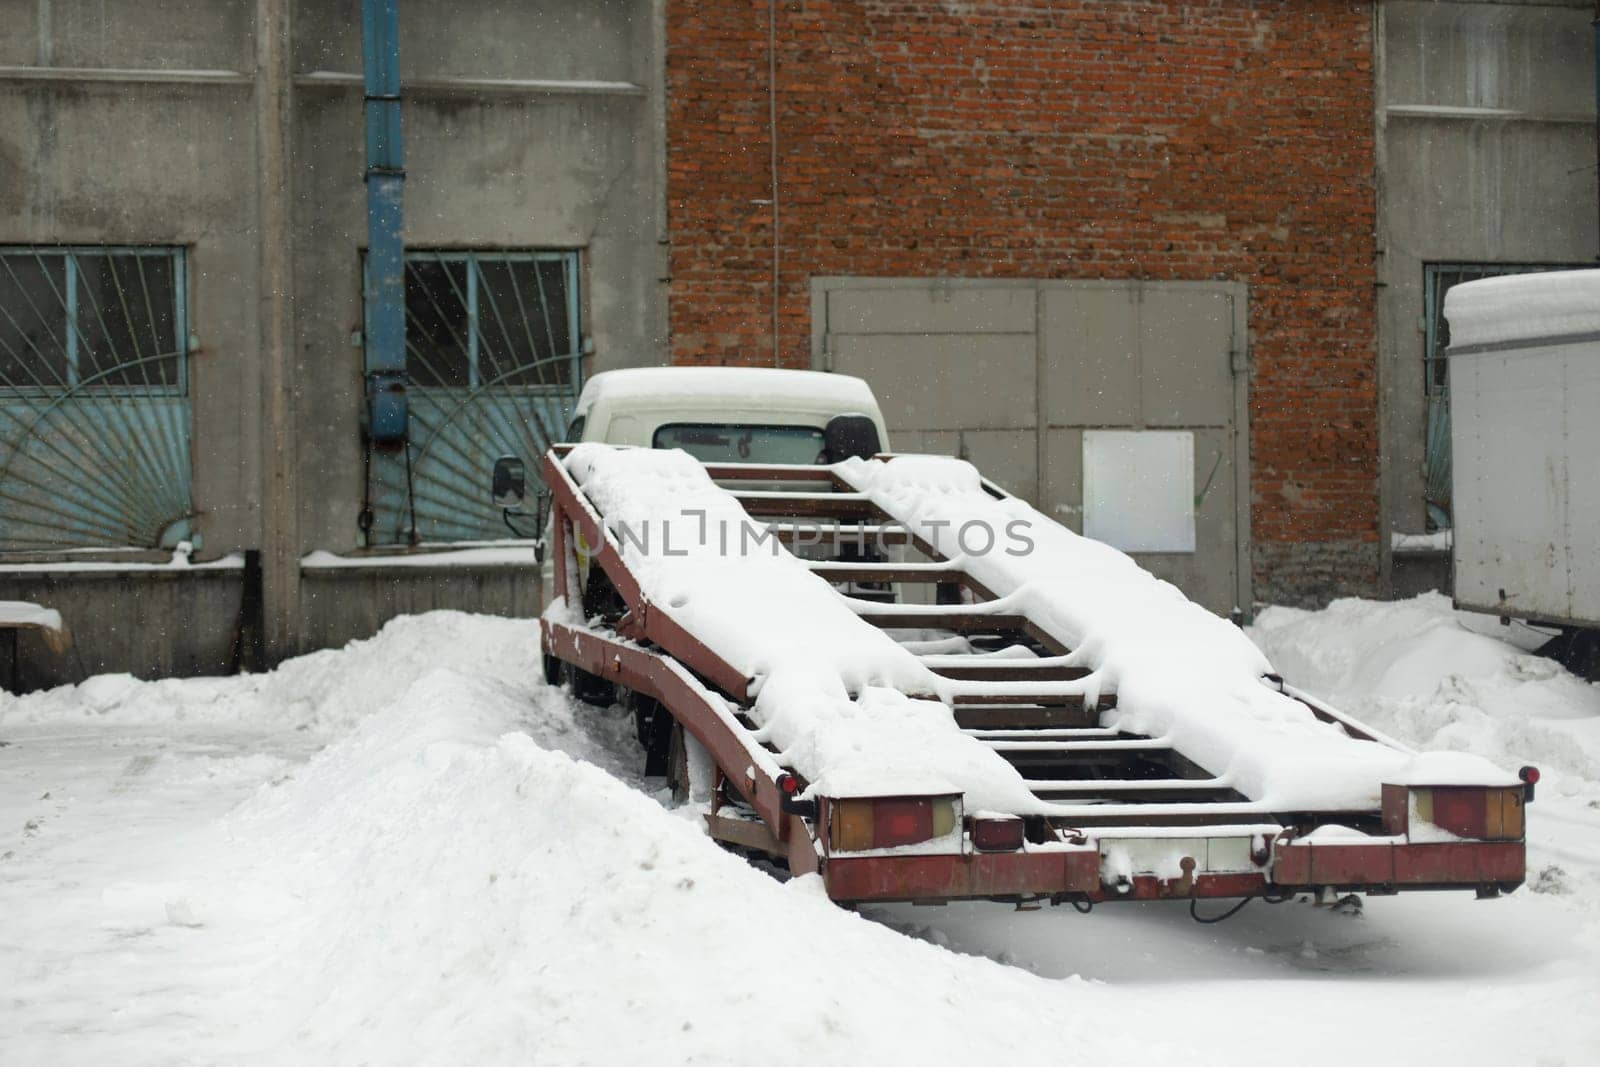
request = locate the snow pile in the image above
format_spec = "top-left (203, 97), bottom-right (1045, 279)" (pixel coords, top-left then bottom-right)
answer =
top-left (1250, 593), bottom-right (1600, 790)
top-left (565, 444), bottom-right (1039, 810)
top-left (839, 455), bottom-right (1516, 809)
top-left (5, 608), bottom-right (1598, 1065)
top-left (188, 665), bottom-right (1200, 1064)
top-left (0, 611), bottom-right (541, 737)
top-left (1443, 268), bottom-right (1600, 348)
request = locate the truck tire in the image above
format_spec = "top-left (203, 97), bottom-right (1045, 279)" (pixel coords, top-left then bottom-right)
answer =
top-left (561, 660), bottom-right (616, 707)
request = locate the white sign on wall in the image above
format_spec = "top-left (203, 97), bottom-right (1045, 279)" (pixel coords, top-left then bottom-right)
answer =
top-left (1082, 430), bottom-right (1196, 553)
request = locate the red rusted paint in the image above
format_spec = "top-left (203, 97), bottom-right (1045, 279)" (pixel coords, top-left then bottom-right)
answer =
top-left (1393, 842), bottom-right (1525, 885)
top-left (1274, 840), bottom-right (1525, 889)
top-left (1381, 783), bottom-right (1408, 836)
top-left (823, 849), bottom-right (1100, 903)
top-left (543, 451), bottom-right (752, 702)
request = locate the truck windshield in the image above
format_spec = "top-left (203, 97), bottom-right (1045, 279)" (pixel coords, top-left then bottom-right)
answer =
top-left (653, 423), bottom-right (828, 464)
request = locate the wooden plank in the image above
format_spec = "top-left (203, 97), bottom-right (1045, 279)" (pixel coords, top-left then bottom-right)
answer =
top-left (1031, 780), bottom-right (1241, 804)
top-left (951, 691), bottom-right (1096, 707)
top-left (927, 661), bottom-right (1091, 682)
top-left (731, 492), bottom-right (882, 521)
top-left (953, 705), bottom-right (1101, 730)
top-left (807, 561), bottom-right (965, 584)
top-left (703, 462), bottom-right (840, 484)
top-left (854, 610), bottom-right (1031, 633)
top-left (767, 524), bottom-right (914, 547)
top-left (706, 812), bottom-right (785, 855)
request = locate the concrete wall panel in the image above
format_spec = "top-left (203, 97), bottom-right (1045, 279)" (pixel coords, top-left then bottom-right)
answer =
top-left (1042, 287), bottom-right (1139, 427)
top-left (1378, 0), bottom-right (1597, 580)
top-left (1139, 288), bottom-right (1234, 428)
top-left (0, 570), bottom-right (245, 688)
top-left (830, 333), bottom-right (1036, 433)
top-left (827, 286), bottom-right (1035, 336)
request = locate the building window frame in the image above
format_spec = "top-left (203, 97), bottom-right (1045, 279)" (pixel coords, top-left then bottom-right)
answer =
top-left (0, 245), bottom-right (189, 397)
top-left (399, 248), bottom-right (581, 392)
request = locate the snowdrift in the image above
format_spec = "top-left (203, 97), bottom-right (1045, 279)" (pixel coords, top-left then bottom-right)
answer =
top-left (1250, 593), bottom-right (1600, 787)
top-left (205, 660), bottom-right (1207, 1063)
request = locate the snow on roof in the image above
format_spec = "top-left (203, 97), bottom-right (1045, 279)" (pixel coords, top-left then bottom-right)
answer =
top-left (835, 455), bottom-right (1519, 808)
top-left (576, 366), bottom-right (878, 413)
top-left (1443, 269), bottom-right (1600, 350)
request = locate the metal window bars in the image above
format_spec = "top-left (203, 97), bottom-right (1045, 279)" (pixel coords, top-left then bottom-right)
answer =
top-left (364, 249), bottom-right (582, 545)
top-left (0, 246), bottom-right (193, 553)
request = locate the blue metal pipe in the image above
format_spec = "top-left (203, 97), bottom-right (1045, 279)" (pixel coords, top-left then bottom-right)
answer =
top-left (362, 0), bottom-right (407, 444)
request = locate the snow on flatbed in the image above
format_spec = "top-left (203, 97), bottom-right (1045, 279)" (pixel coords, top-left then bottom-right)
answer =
top-left (566, 443), bottom-right (1040, 811)
top-left (1, 603), bottom-right (1598, 1065)
top-left (839, 455), bottom-right (1519, 805)
top-left (567, 443), bottom-right (1516, 814)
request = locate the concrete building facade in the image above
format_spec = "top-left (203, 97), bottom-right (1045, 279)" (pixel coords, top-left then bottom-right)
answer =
top-left (1, 0), bottom-right (664, 686)
top-left (1375, 0), bottom-right (1598, 594)
top-left (1, 0), bottom-right (1596, 687)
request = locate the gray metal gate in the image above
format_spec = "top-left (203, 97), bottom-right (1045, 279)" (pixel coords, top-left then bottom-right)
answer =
top-left (812, 277), bottom-right (1250, 615)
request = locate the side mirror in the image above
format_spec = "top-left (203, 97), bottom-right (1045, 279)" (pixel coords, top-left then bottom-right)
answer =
top-left (492, 455), bottom-right (526, 511)
top-left (823, 413), bottom-right (882, 463)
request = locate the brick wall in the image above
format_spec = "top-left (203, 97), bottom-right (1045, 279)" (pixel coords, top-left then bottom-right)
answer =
top-left (666, 0), bottom-right (1380, 603)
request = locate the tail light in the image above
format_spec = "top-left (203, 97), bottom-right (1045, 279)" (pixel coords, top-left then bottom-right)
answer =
top-left (827, 794), bottom-right (961, 852)
top-left (1383, 783), bottom-right (1526, 842)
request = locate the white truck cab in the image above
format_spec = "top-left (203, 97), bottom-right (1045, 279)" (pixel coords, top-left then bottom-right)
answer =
top-left (566, 366), bottom-right (890, 462)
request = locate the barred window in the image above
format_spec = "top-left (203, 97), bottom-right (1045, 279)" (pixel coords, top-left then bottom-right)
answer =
top-left (403, 250), bottom-right (578, 390)
top-left (0, 247), bottom-right (185, 393)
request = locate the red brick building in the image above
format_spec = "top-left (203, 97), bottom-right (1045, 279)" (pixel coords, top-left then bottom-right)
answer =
top-left (666, 0), bottom-right (1381, 609)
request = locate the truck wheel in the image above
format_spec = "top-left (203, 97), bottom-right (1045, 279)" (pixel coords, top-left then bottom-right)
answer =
top-left (561, 660), bottom-right (616, 707)
top-left (633, 694), bottom-right (673, 778)
top-left (666, 722), bottom-right (690, 805)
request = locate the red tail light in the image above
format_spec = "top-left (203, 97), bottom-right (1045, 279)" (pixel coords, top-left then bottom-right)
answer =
top-left (827, 795), bottom-right (962, 852)
top-left (1519, 766), bottom-right (1540, 786)
top-left (874, 800), bottom-right (933, 848)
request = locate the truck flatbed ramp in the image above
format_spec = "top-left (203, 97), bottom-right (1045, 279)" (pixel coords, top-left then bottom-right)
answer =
top-left (540, 444), bottom-right (1531, 906)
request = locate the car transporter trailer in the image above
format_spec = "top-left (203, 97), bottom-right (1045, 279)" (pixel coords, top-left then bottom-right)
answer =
top-left (537, 443), bottom-right (1534, 910)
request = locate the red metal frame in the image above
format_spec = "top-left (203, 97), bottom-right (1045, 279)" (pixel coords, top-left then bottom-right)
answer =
top-left (539, 449), bottom-right (1527, 905)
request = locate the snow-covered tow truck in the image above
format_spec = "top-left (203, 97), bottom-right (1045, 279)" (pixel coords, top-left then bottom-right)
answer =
top-left (522, 367), bottom-right (1534, 908)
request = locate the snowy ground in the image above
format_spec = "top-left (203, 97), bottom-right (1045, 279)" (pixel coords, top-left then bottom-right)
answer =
top-left (2, 595), bottom-right (1597, 1065)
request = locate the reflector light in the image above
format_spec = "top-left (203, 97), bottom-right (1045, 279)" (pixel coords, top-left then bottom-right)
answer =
top-left (971, 816), bottom-right (1026, 852)
top-left (778, 773), bottom-right (801, 795)
top-left (1519, 766), bottom-right (1540, 785)
top-left (825, 795), bottom-right (962, 852)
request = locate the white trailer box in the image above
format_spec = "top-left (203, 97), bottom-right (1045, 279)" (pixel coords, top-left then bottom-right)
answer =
top-left (1443, 269), bottom-right (1600, 628)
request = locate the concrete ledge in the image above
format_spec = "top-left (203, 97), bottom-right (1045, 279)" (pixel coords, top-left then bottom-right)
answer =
top-left (0, 567), bottom-right (244, 690)
top-left (299, 565), bottom-right (542, 655)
